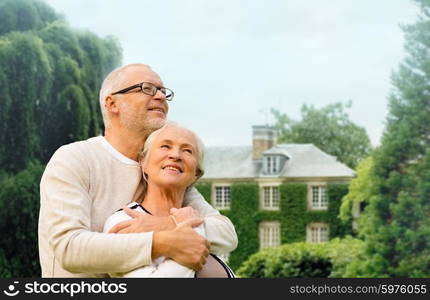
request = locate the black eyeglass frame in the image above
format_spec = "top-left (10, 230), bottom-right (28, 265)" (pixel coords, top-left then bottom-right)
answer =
top-left (111, 82), bottom-right (174, 101)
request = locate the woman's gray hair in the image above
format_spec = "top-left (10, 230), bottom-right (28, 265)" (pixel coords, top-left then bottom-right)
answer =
top-left (139, 121), bottom-right (205, 183)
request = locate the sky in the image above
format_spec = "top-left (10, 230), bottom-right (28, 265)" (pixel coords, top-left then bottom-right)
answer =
top-left (44, 0), bottom-right (419, 147)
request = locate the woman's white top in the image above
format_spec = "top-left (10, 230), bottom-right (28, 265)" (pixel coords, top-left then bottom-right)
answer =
top-left (103, 202), bottom-right (205, 278)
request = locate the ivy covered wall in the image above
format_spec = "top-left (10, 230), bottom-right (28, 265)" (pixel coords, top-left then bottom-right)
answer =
top-left (194, 181), bottom-right (351, 270)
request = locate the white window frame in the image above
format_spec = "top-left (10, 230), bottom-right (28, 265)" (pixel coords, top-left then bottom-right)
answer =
top-left (212, 184), bottom-right (231, 210)
top-left (306, 223), bottom-right (329, 243)
top-left (307, 184), bottom-right (328, 210)
top-left (259, 221), bottom-right (281, 250)
top-left (265, 155), bottom-right (281, 174)
top-left (260, 183), bottom-right (281, 210)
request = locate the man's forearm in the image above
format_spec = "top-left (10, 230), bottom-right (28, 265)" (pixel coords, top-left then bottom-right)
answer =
top-left (53, 230), bottom-right (153, 274)
top-left (152, 231), bottom-right (170, 259)
top-left (185, 187), bottom-right (238, 254)
top-left (204, 214), bottom-right (238, 254)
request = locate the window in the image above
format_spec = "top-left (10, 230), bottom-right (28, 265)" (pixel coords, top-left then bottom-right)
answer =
top-left (214, 186), bottom-right (230, 209)
top-left (259, 221), bottom-right (281, 250)
top-left (265, 155), bottom-right (280, 174)
top-left (306, 223), bottom-right (329, 243)
top-left (310, 185), bottom-right (328, 210)
top-left (262, 186), bottom-right (280, 209)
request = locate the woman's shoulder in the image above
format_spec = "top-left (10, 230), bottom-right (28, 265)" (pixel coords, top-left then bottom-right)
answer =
top-left (102, 202), bottom-right (145, 233)
top-left (124, 202), bottom-right (146, 213)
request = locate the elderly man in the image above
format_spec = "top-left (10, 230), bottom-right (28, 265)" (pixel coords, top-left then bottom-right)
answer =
top-left (38, 63), bottom-right (237, 277)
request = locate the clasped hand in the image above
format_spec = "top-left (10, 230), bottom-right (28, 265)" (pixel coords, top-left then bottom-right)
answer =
top-left (108, 206), bottom-right (209, 271)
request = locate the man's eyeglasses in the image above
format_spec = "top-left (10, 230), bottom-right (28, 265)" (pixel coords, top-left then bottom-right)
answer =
top-left (111, 82), bottom-right (174, 101)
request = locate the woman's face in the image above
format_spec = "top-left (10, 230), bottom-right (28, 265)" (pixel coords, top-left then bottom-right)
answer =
top-left (142, 126), bottom-right (199, 190)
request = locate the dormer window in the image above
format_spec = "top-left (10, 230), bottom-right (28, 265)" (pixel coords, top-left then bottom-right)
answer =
top-left (264, 155), bottom-right (281, 174)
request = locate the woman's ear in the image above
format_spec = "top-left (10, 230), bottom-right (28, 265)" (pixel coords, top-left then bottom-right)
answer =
top-left (189, 172), bottom-right (200, 187)
top-left (140, 156), bottom-right (149, 179)
top-left (142, 163), bottom-right (149, 181)
top-left (195, 168), bottom-right (202, 179)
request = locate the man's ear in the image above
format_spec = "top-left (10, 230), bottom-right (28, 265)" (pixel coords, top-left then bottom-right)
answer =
top-left (105, 95), bottom-right (119, 114)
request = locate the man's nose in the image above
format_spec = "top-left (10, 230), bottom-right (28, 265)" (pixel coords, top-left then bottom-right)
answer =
top-left (153, 88), bottom-right (167, 101)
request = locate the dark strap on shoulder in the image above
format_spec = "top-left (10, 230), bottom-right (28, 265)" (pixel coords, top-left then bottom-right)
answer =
top-left (209, 254), bottom-right (235, 278)
top-left (115, 203), bottom-right (153, 215)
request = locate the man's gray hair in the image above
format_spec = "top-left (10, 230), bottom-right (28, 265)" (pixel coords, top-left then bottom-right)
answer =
top-left (99, 63), bottom-right (152, 128)
top-left (139, 121), bottom-right (205, 180)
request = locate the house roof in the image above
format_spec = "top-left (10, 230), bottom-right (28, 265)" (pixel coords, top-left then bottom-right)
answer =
top-left (202, 144), bottom-right (355, 179)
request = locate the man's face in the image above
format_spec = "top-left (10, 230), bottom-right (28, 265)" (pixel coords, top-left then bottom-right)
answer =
top-left (116, 66), bottom-right (169, 133)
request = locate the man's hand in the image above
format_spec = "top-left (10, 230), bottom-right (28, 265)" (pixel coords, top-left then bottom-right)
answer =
top-left (109, 207), bottom-right (176, 233)
top-left (152, 219), bottom-right (210, 271)
top-left (170, 207), bottom-right (202, 224)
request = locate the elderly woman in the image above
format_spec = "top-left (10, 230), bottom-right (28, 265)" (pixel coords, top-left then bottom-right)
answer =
top-left (103, 122), bottom-right (235, 277)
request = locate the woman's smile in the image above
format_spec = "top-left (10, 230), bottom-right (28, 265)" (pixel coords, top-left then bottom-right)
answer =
top-left (162, 163), bottom-right (183, 173)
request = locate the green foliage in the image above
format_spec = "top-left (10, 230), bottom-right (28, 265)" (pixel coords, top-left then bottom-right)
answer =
top-left (327, 184), bottom-right (352, 238)
top-left (236, 237), bottom-right (365, 278)
top-left (0, 0), bottom-right (123, 277)
top-left (195, 182), bottom-right (261, 270)
top-left (199, 182), bottom-right (350, 271)
top-left (55, 84), bottom-right (91, 142)
top-left (0, 0), bottom-right (122, 172)
top-left (227, 183), bottom-right (259, 270)
top-left (0, 0), bottom-right (58, 36)
top-left (325, 237), bottom-right (367, 277)
top-left (353, 0), bottom-right (430, 277)
top-left (0, 31), bottom-right (51, 172)
top-left (282, 183), bottom-right (352, 243)
top-left (281, 184), bottom-right (307, 242)
top-left (271, 101), bottom-right (372, 169)
top-left (237, 243), bottom-right (331, 278)
top-left (0, 162), bottom-right (45, 277)
top-left (340, 157), bottom-right (378, 224)
top-left (194, 182), bottom-right (211, 204)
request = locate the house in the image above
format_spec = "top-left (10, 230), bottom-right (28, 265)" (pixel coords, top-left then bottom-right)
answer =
top-left (196, 125), bottom-right (355, 263)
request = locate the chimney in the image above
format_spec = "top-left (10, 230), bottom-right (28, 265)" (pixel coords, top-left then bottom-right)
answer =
top-left (252, 125), bottom-right (277, 160)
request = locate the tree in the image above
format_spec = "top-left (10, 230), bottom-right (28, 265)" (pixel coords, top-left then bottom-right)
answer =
top-left (0, 32), bottom-right (51, 172)
top-left (0, 162), bottom-right (45, 277)
top-left (271, 101), bottom-right (372, 169)
top-left (0, 0), bottom-right (122, 277)
top-left (339, 156), bottom-right (378, 228)
top-left (236, 237), bottom-right (366, 278)
top-left (351, 0), bottom-right (430, 277)
top-left (0, 0), bottom-right (122, 171)
top-left (0, 0), bottom-right (58, 36)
